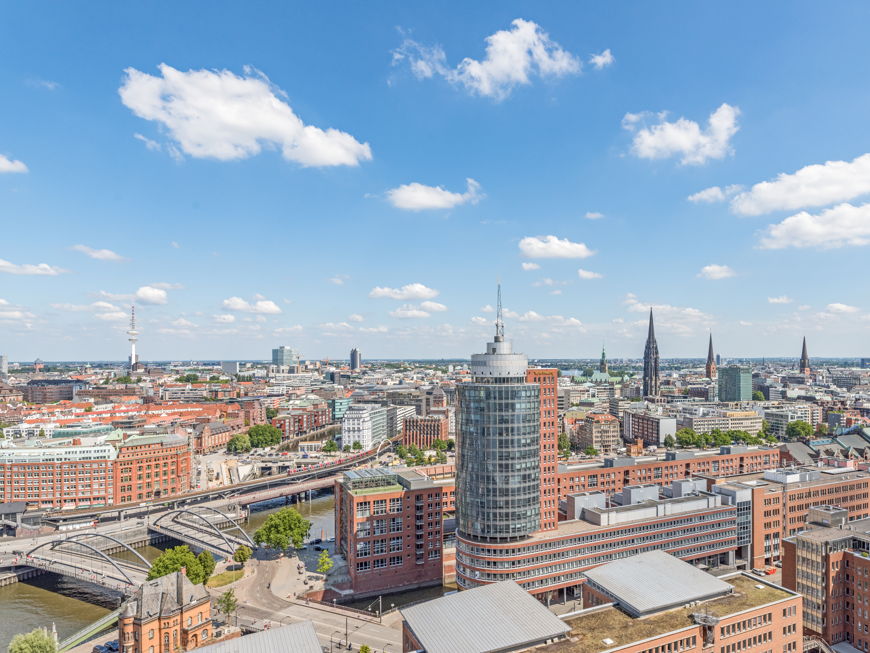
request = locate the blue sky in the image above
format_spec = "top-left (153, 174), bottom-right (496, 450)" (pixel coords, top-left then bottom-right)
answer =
top-left (3, 2), bottom-right (870, 361)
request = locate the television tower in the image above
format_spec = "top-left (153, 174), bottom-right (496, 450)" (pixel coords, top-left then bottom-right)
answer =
top-left (127, 305), bottom-right (139, 370)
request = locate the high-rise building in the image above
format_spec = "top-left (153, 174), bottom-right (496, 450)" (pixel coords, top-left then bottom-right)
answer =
top-left (127, 305), bottom-right (140, 371)
top-left (271, 345), bottom-right (300, 367)
top-left (799, 336), bottom-right (810, 374)
top-left (718, 365), bottom-right (752, 401)
top-left (456, 288), bottom-right (541, 543)
top-left (526, 366), bottom-right (559, 532)
top-left (0, 354), bottom-right (7, 380)
top-left (705, 333), bottom-right (717, 379)
top-left (350, 347), bottom-right (362, 371)
top-left (220, 361), bottom-right (240, 376)
top-left (642, 308), bottom-right (660, 397)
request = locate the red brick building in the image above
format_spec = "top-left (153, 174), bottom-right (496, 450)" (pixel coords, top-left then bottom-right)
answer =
top-left (527, 368), bottom-right (559, 532)
top-left (402, 415), bottom-right (448, 450)
top-left (114, 434), bottom-right (191, 505)
top-left (335, 468), bottom-right (444, 599)
top-left (273, 403), bottom-right (330, 440)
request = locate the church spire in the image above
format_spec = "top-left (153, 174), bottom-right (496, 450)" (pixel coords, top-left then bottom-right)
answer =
top-left (799, 336), bottom-right (810, 374)
top-left (599, 342), bottom-right (608, 374)
top-left (643, 308), bottom-right (660, 397)
top-left (705, 333), bottom-right (717, 379)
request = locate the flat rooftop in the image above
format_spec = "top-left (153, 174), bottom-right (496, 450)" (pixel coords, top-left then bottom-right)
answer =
top-left (549, 575), bottom-right (795, 653)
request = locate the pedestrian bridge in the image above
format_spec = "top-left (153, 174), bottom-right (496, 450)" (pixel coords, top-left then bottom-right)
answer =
top-left (148, 505), bottom-right (255, 559)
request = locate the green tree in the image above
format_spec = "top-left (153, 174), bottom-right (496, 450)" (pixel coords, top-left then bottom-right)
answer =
top-left (432, 439), bottom-right (447, 452)
top-left (558, 432), bottom-right (571, 459)
top-left (233, 545), bottom-right (252, 566)
top-left (675, 427), bottom-right (698, 448)
top-left (8, 628), bottom-right (57, 653)
top-left (248, 424), bottom-right (282, 448)
top-left (583, 447), bottom-right (599, 456)
top-left (359, 646), bottom-right (372, 653)
top-left (752, 390), bottom-right (765, 401)
top-left (114, 375), bottom-right (134, 384)
top-left (395, 444), bottom-right (408, 459)
top-left (342, 444), bottom-right (351, 453)
top-left (663, 434), bottom-right (676, 449)
top-left (436, 451), bottom-right (447, 464)
top-left (759, 419), bottom-right (771, 438)
top-left (216, 588), bottom-right (238, 623)
top-left (316, 549), bottom-right (333, 574)
top-left (176, 373), bottom-right (199, 383)
top-left (785, 420), bottom-right (813, 441)
top-left (352, 441), bottom-right (362, 451)
top-left (265, 407), bottom-right (278, 420)
top-left (253, 507), bottom-right (311, 552)
top-left (147, 545), bottom-right (205, 584)
top-left (815, 422), bottom-right (829, 435)
top-left (227, 433), bottom-right (252, 453)
top-left (445, 438), bottom-right (455, 452)
top-left (711, 430), bottom-right (732, 447)
top-left (197, 551), bottom-right (216, 583)
top-left (322, 439), bottom-right (338, 453)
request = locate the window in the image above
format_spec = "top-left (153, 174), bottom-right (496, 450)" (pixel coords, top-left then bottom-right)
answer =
top-left (357, 560), bottom-right (370, 572)
top-left (149, 630), bottom-right (154, 640)
top-left (390, 497), bottom-right (402, 513)
top-left (390, 517), bottom-right (403, 532)
top-left (357, 541), bottom-right (370, 557)
top-left (390, 536), bottom-right (403, 552)
top-left (374, 539), bottom-right (387, 555)
top-left (373, 499), bottom-right (387, 515)
top-left (374, 558), bottom-right (387, 569)
top-left (202, 630), bottom-right (208, 640)
top-left (390, 555), bottom-right (403, 566)
top-left (373, 519), bottom-right (387, 535)
top-left (356, 501), bottom-right (370, 518)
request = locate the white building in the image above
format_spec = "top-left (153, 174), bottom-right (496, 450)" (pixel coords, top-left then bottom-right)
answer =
top-left (341, 404), bottom-right (388, 450)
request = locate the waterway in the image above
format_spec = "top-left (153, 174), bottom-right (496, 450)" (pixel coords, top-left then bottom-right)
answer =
top-left (0, 492), bottom-right (337, 648)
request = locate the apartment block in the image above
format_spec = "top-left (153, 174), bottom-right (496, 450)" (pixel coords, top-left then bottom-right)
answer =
top-left (574, 413), bottom-right (621, 454)
top-left (623, 409), bottom-right (676, 446)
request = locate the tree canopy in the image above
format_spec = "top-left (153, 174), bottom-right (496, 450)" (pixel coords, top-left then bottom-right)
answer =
top-left (252, 507), bottom-right (311, 551)
top-left (316, 549), bottom-right (333, 574)
top-left (785, 420), bottom-right (814, 441)
top-left (8, 629), bottom-right (57, 653)
top-left (176, 373), bottom-right (199, 383)
top-left (248, 424), bottom-right (282, 448)
top-left (147, 545), bottom-right (207, 584)
top-left (752, 390), bottom-right (765, 401)
top-left (233, 545), bottom-right (252, 565)
top-left (216, 588), bottom-right (238, 619)
top-left (197, 551), bottom-right (216, 582)
top-left (227, 433), bottom-right (252, 453)
top-left (322, 439), bottom-right (338, 453)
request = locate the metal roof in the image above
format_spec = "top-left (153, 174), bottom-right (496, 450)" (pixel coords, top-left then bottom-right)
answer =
top-left (583, 550), bottom-right (732, 617)
top-left (197, 621), bottom-right (321, 653)
top-left (401, 580), bottom-right (570, 653)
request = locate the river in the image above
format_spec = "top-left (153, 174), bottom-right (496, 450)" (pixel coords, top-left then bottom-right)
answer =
top-left (0, 492), bottom-right (337, 648)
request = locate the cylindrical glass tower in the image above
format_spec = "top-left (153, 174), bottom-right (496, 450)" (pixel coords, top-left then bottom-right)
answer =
top-left (456, 333), bottom-right (540, 542)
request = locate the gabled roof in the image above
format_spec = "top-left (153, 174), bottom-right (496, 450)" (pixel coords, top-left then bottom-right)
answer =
top-left (122, 571), bottom-right (209, 621)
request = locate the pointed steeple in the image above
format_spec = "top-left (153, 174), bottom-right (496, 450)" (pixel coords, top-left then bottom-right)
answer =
top-left (599, 342), bottom-right (608, 374)
top-left (643, 308), bottom-right (660, 397)
top-left (706, 333), bottom-right (717, 379)
top-left (647, 308), bottom-right (656, 340)
top-left (799, 336), bottom-right (811, 374)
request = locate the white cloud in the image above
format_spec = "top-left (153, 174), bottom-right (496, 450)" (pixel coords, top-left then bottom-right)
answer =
top-left (420, 300), bottom-right (447, 312)
top-left (171, 317), bottom-right (197, 328)
top-left (274, 325), bottom-right (303, 334)
top-left (532, 278), bottom-right (566, 287)
top-left (328, 274), bottom-right (349, 285)
top-left (369, 283), bottom-right (439, 300)
top-left (624, 103), bottom-right (740, 165)
top-left (119, 63), bottom-right (372, 167)
top-left (0, 259), bottom-right (65, 275)
top-left (513, 311), bottom-right (583, 328)
top-left (133, 132), bottom-right (161, 152)
top-left (731, 153), bottom-right (870, 216)
top-left (52, 301), bottom-right (126, 322)
top-left (71, 244), bottom-right (124, 261)
top-left (584, 211), bottom-right (604, 220)
top-left (697, 264), bottom-right (736, 280)
top-left (359, 325), bottom-right (389, 334)
top-left (0, 154), bottom-right (28, 173)
top-left (390, 304), bottom-right (430, 319)
top-left (687, 184), bottom-right (743, 204)
top-left (480, 304), bottom-right (494, 313)
top-left (589, 49), bottom-right (614, 70)
top-left (739, 321), bottom-right (753, 327)
top-left (387, 178), bottom-right (482, 211)
top-left (170, 241), bottom-right (180, 249)
top-left (348, 313), bottom-right (364, 323)
top-left (521, 262), bottom-right (540, 271)
top-left (26, 78), bottom-right (59, 91)
top-left (623, 293), bottom-right (713, 336)
top-left (135, 286), bottom-right (168, 305)
top-left (392, 19), bottom-right (581, 100)
top-left (577, 268), bottom-right (603, 280)
top-left (149, 281), bottom-right (183, 290)
top-left (768, 296), bottom-right (793, 304)
top-left (519, 235), bottom-right (595, 259)
top-left (213, 314), bottom-right (236, 324)
top-left (827, 303), bottom-right (859, 314)
top-left (471, 316), bottom-right (489, 326)
top-left (758, 202), bottom-right (870, 250)
top-left (222, 296), bottom-right (281, 314)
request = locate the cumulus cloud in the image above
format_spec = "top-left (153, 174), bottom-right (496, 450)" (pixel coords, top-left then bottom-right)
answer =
top-left (392, 19), bottom-right (581, 100)
top-left (584, 211), bottom-right (604, 220)
top-left (827, 303), bottom-right (859, 314)
top-left (348, 313), bottom-right (364, 322)
top-left (222, 296), bottom-right (281, 314)
top-left (519, 235), bottom-right (595, 259)
top-left (768, 296), bottom-right (793, 304)
top-left (133, 286), bottom-right (168, 305)
top-left (758, 202), bottom-right (870, 250)
top-left (369, 283), bottom-right (439, 300)
top-left (589, 49), bottom-right (614, 70)
top-left (387, 178), bottom-right (482, 211)
top-left (687, 184), bottom-right (743, 204)
top-left (420, 300), bottom-right (447, 312)
top-left (0, 259), bottom-right (65, 275)
top-left (0, 154), bottom-right (28, 173)
top-left (624, 293), bottom-right (713, 336)
top-left (508, 310), bottom-right (583, 328)
top-left (133, 132), bottom-right (161, 152)
top-left (71, 244), bottom-right (124, 261)
top-left (577, 268), bottom-right (603, 280)
top-left (521, 262), bottom-right (540, 271)
top-left (697, 264), bottom-right (736, 280)
top-left (213, 314), bottom-right (236, 323)
top-left (471, 316), bottom-right (489, 326)
top-left (119, 63), bottom-right (372, 167)
top-left (480, 304), bottom-right (494, 313)
top-left (53, 300), bottom-right (126, 321)
top-left (623, 103), bottom-right (740, 165)
top-left (328, 274), bottom-right (350, 285)
top-left (731, 153), bottom-right (870, 216)
top-left (390, 304), bottom-right (431, 319)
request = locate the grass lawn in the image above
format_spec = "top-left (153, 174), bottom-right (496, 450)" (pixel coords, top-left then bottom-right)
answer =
top-left (206, 569), bottom-right (244, 588)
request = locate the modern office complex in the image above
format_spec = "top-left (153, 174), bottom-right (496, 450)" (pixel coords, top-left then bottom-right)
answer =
top-left (350, 347), bottom-right (362, 371)
top-left (271, 345), bottom-right (300, 367)
top-left (341, 404), bottom-right (388, 450)
top-left (718, 365), bottom-right (752, 401)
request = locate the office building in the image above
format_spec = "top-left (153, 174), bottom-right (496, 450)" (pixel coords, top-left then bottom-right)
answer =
top-left (402, 415), bottom-right (449, 450)
top-left (643, 308), bottom-right (660, 397)
top-left (566, 552), bottom-right (801, 653)
top-left (341, 404), bottom-right (388, 450)
top-left (334, 468), bottom-right (444, 599)
top-left (387, 404), bottom-right (417, 439)
top-left (271, 345), bottom-right (300, 367)
top-left (350, 347), bottom-right (362, 371)
top-left (622, 409), bottom-right (676, 446)
top-left (22, 379), bottom-right (88, 403)
top-left (574, 412), bottom-right (621, 454)
top-left (526, 366), bottom-right (559, 532)
top-left (0, 354), bottom-right (7, 380)
top-left (717, 366), bottom-right (752, 402)
top-left (327, 397), bottom-right (352, 422)
top-left (220, 361), bottom-right (239, 376)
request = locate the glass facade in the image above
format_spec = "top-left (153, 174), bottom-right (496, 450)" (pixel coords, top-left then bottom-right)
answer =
top-left (456, 379), bottom-right (541, 541)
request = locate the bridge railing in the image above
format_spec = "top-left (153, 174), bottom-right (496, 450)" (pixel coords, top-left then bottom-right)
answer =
top-left (58, 608), bottom-right (122, 651)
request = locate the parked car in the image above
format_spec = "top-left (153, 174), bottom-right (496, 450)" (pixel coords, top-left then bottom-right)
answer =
top-left (314, 545), bottom-right (323, 551)
top-left (313, 538), bottom-right (322, 544)
top-left (106, 641), bottom-right (119, 651)
top-left (751, 568), bottom-right (766, 576)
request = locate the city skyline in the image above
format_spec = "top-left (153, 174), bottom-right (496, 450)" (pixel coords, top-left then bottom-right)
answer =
top-left (4, 3), bottom-right (870, 360)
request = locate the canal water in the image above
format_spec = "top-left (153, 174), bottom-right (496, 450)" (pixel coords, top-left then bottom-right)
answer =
top-left (0, 492), bottom-right (337, 648)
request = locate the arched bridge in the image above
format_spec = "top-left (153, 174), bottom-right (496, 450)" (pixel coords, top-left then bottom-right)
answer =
top-left (16, 532), bottom-right (151, 593)
top-left (148, 505), bottom-right (254, 558)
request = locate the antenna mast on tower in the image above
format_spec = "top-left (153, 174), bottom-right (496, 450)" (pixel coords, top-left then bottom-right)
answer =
top-left (495, 283), bottom-right (504, 341)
